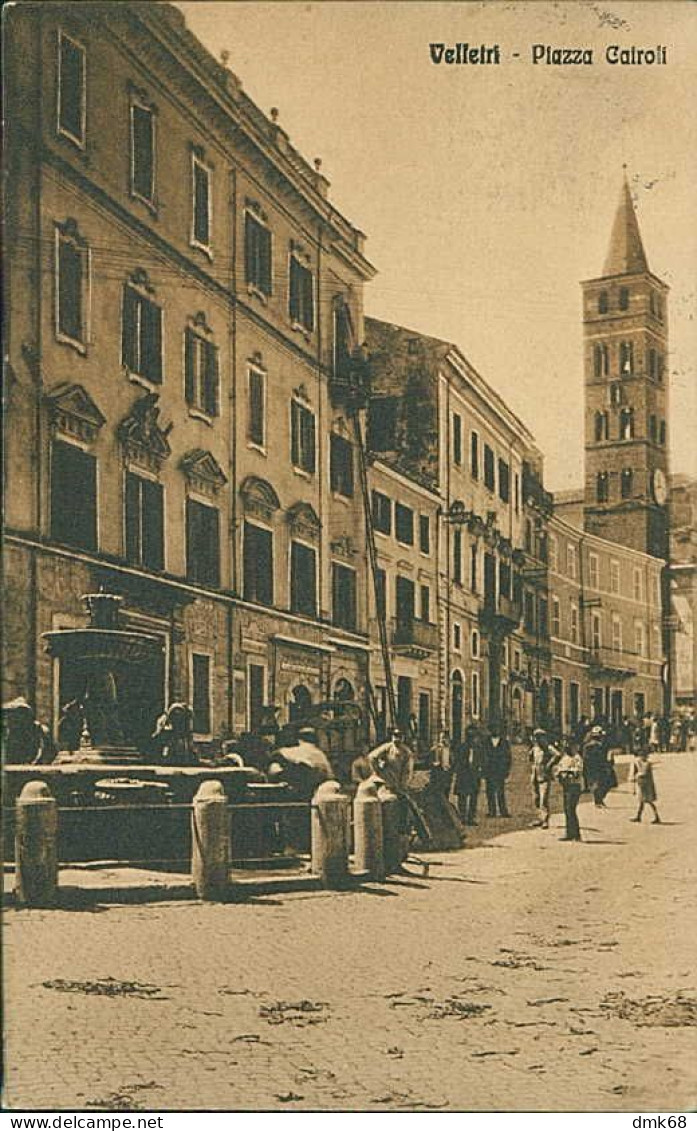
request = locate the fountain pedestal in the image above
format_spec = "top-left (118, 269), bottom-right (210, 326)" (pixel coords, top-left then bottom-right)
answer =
top-left (42, 590), bottom-right (163, 765)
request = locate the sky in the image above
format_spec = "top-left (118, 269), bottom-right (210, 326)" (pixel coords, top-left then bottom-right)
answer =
top-left (177, 0), bottom-right (696, 491)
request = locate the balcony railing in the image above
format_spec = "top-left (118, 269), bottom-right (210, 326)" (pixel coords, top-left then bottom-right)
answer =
top-left (392, 618), bottom-right (439, 653)
top-left (479, 594), bottom-right (521, 635)
top-left (588, 645), bottom-right (638, 677)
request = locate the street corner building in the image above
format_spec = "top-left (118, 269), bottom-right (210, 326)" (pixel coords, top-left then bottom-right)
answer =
top-left (2, 2), bottom-right (691, 773)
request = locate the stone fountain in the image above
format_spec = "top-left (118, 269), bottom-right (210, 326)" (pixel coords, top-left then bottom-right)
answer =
top-left (42, 589), bottom-right (162, 764)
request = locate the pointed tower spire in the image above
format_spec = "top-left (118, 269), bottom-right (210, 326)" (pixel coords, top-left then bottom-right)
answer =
top-left (603, 172), bottom-right (649, 276)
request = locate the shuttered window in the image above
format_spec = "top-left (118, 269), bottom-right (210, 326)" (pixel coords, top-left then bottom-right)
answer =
top-left (290, 542), bottom-right (317, 617)
top-left (289, 255), bottom-right (314, 331)
top-left (332, 564), bottom-right (357, 631)
top-left (247, 367), bottom-right (265, 446)
top-left (371, 490), bottom-right (391, 535)
top-left (290, 400), bottom-right (316, 474)
top-left (184, 329), bottom-right (219, 417)
top-left (484, 445), bottom-right (496, 491)
top-left (125, 473), bottom-right (164, 571)
top-left (245, 213), bottom-right (272, 295)
top-left (57, 234), bottom-right (84, 344)
top-left (243, 522), bottom-right (273, 606)
top-left (192, 158), bottom-right (211, 249)
top-left (186, 499), bottom-right (220, 587)
top-left (330, 434), bottom-right (354, 497)
top-left (131, 103), bottom-right (155, 202)
top-left (51, 440), bottom-right (97, 551)
top-left (395, 503), bottom-right (414, 546)
top-left (57, 32), bottom-right (85, 144)
top-left (122, 285), bottom-right (162, 384)
top-left (498, 458), bottom-right (510, 503)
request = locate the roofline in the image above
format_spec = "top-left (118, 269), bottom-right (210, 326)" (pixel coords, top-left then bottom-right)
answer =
top-left (549, 510), bottom-right (666, 567)
top-left (132, 4), bottom-right (376, 279)
top-left (581, 271), bottom-right (669, 292)
top-left (365, 316), bottom-right (537, 448)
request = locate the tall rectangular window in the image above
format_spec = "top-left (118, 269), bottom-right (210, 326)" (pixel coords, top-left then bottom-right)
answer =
top-left (247, 367), bottom-right (266, 447)
top-left (420, 584), bottom-right (431, 623)
top-left (243, 522), bottom-right (273, 606)
top-left (125, 472), bottom-right (164, 571)
top-left (192, 156), bottom-right (211, 250)
top-left (452, 413), bottom-right (462, 465)
top-left (375, 568), bottom-right (387, 619)
top-left (470, 542), bottom-right (478, 592)
top-left (290, 541), bottom-right (317, 617)
top-left (57, 31), bottom-right (85, 145)
top-left (289, 255), bottom-right (314, 331)
top-left (470, 431), bottom-right (480, 479)
top-left (131, 102), bottom-right (155, 203)
top-left (191, 653), bottom-right (211, 735)
top-left (248, 663), bottom-right (266, 732)
top-left (290, 400), bottom-right (316, 474)
top-left (610, 560), bottom-right (620, 594)
top-left (56, 227), bottom-right (86, 345)
top-left (612, 614), bottom-right (622, 652)
top-left (453, 528), bottom-right (463, 585)
top-left (396, 575), bottom-right (415, 624)
top-left (484, 444), bottom-right (496, 491)
top-left (566, 543), bottom-right (577, 580)
top-left (570, 603), bottom-right (579, 645)
top-left (245, 212), bottom-right (272, 295)
top-left (633, 567), bottom-right (643, 602)
top-left (419, 514), bottom-right (430, 555)
top-left (332, 564), bottom-right (357, 631)
top-left (51, 440), bottom-right (97, 551)
top-left (330, 434), bottom-right (354, 497)
top-left (551, 596), bottom-right (561, 637)
top-left (591, 611), bottom-right (602, 651)
top-left (184, 329), bottom-right (219, 417)
top-left (186, 499), bottom-right (220, 587)
top-left (395, 503), bottom-right (414, 546)
top-left (498, 458), bottom-right (510, 503)
top-left (371, 491), bottom-right (392, 535)
top-left (634, 621), bottom-right (645, 657)
top-left (122, 285), bottom-right (162, 384)
top-left (589, 552), bottom-right (599, 590)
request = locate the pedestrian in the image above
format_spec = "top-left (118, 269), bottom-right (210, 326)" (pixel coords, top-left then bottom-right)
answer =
top-left (555, 746), bottom-right (585, 841)
top-left (483, 722), bottom-right (512, 818)
top-left (451, 739), bottom-right (475, 825)
top-left (430, 729), bottom-right (452, 795)
top-left (2, 697), bottom-right (56, 764)
top-left (630, 749), bottom-right (661, 824)
top-left (648, 713), bottom-right (660, 753)
top-left (582, 725), bottom-right (612, 808)
top-left (529, 728), bottom-right (561, 828)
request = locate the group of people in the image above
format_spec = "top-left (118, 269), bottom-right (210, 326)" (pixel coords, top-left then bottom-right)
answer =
top-left (528, 723), bottom-right (661, 842)
top-left (573, 710), bottom-right (696, 755)
top-left (430, 723), bottom-right (513, 825)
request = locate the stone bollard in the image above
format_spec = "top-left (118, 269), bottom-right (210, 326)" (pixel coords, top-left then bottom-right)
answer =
top-left (311, 780), bottom-right (350, 889)
top-left (15, 781), bottom-right (59, 907)
top-left (353, 777), bottom-right (385, 882)
top-left (377, 783), bottom-right (402, 876)
top-left (191, 780), bottom-right (230, 900)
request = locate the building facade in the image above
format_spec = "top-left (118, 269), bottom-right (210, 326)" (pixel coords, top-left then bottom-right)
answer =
top-left (669, 475), bottom-right (697, 709)
top-left (3, 3), bottom-right (374, 754)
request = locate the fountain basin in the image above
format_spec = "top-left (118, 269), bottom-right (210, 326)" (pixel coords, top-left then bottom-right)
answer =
top-left (42, 629), bottom-right (161, 664)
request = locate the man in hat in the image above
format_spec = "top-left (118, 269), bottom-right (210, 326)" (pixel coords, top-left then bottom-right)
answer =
top-left (582, 724), bottom-right (612, 807)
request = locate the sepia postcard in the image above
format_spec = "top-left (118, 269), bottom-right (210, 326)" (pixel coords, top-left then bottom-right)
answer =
top-left (2, 0), bottom-right (696, 1120)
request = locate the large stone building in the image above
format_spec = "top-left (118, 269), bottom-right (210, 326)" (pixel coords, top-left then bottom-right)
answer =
top-left (365, 319), bottom-right (553, 743)
top-left (3, 3), bottom-right (374, 754)
top-left (669, 475), bottom-right (697, 709)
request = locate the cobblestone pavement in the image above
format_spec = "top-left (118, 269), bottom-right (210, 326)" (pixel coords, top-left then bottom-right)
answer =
top-left (3, 752), bottom-right (695, 1112)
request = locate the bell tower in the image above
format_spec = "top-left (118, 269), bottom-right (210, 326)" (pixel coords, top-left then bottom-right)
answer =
top-left (582, 174), bottom-right (669, 558)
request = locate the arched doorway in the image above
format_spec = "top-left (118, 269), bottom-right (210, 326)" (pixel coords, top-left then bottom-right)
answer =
top-left (451, 670), bottom-right (464, 748)
top-left (289, 683), bottom-right (312, 722)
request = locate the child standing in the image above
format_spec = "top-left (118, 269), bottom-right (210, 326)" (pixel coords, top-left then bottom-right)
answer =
top-left (630, 750), bottom-right (661, 824)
